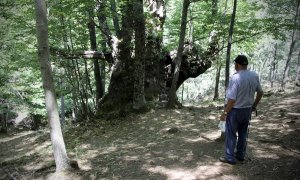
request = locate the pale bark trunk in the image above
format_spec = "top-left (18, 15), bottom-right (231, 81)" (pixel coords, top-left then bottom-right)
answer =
top-left (34, 0), bottom-right (71, 171)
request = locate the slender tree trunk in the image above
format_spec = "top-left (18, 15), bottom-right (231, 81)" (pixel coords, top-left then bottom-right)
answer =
top-left (133, 0), bottom-right (146, 109)
top-left (167, 0), bottom-right (190, 108)
top-left (97, 0), bottom-right (116, 57)
top-left (88, 10), bottom-right (104, 110)
top-left (212, 0), bottom-right (220, 100)
top-left (0, 107), bottom-right (8, 133)
top-left (218, 0), bottom-right (234, 141)
top-left (100, 41), bottom-right (107, 93)
top-left (225, 0), bottom-right (237, 89)
top-left (258, 58), bottom-right (268, 80)
top-left (281, 0), bottom-right (299, 90)
top-left (110, 0), bottom-right (121, 38)
top-left (34, 0), bottom-right (71, 171)
top-left (67, 20), bottom-right (81, 119)
top-left (213, 61), bottom-right (221, 100)
top-left (84, 59), bottom-right (95, 114)
top-left (271, 43), bottom-right (277, 89)
top-left (60, 80), bottom-right (65, 130)
top-left (295, 51), bottom-right (300, 86)
top-left (73, 59), bottom-right (87, 118)
top-left (188, 6), bottom-right (194, 43)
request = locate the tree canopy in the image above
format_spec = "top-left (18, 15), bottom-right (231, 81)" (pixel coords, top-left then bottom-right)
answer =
top-left (0, 0), bottom-right (299, 119)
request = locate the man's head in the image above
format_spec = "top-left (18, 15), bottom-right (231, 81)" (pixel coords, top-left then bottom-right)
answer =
top-left (234, 55), bottom-right (248, 71)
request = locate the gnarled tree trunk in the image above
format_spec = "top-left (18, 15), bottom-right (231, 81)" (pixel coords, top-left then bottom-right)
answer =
top-left (99, 0), bottom-right (134, 114)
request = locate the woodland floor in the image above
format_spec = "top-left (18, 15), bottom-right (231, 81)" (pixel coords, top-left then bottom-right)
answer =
top-left (0, 90), bottom-right (300, 180)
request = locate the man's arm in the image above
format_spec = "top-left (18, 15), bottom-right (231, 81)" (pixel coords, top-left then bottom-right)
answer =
top-left (220, 98), bottom-right (236, 121)
top-left (252, 90), bottom-right (263, 109)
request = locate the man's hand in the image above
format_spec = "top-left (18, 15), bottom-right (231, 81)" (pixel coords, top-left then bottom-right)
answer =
top-left (220, 112), bottom-right (227, 121)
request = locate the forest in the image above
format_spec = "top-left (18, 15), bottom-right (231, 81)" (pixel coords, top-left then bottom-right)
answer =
top-left (0, 0), bottom-right (300, 179)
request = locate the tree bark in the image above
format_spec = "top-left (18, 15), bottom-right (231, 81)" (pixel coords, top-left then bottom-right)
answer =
top-left (270, 43), bottom-right (277, 88)
top-left (225, 0), bottom-right (237, 89)
top-left (296, 51), bottom-right (300, 86)
top-left (133, 0), bottom-right (146, 110)
top-left (34, 0), bottom-right (71, 172)
top-left (88, 10), bottom-right (104, 109)
top-left (144, 0), bottom-right (166, 101)
top-left (212, 0), bottom-right (220, 100)
top-left (281, 0), bottom-right (299, 90)
top-left (167, 0), bottom-right (190, 108)
top-left (110, 0), bottom-right (121, 38)
top-left (213, 61), bottom-right (221, 100)
top-left (97, 0), bottom-right (117, 61)
top-left (0, 105), bottom-right (8, 133)
top-left (99, 0), bottom-right (134, 113)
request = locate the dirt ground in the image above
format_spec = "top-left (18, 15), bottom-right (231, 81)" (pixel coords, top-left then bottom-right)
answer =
top-left (0, 90), bottom-right (299, 180)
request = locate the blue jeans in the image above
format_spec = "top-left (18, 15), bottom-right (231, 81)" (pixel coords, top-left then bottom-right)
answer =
top-left (225, 108), bottom-right (252, 162)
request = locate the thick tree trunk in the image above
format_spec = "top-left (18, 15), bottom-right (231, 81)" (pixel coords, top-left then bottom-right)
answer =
top-left (34, 0), bottom-right (71, 172)
top-left (133, 0), bottom-right (146, 110)
top-left (144, 0), bottom-right (166, 101)
top-left (98, 0), bottom-right (220, 115)
top-left (167, 0), bottom-right (190, 108)
top-left (99, 0), bottom-right (134, 114)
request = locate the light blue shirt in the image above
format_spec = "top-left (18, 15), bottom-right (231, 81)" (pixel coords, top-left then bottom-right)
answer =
top-left (226, 70), bottom-right (262, 108)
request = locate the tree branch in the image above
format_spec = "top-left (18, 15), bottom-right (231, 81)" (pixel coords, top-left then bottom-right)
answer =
top-left (49, 47), bottom-right (112, 61)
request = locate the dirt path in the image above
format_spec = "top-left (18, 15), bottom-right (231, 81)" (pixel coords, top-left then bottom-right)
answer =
top-left (0, 91), bottom-right (299, 179)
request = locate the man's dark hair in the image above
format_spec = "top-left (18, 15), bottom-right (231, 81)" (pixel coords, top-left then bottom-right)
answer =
top-left (234, 55), bottom-right (248, 65)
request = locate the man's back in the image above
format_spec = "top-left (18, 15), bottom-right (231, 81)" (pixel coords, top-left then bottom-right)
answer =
top-left (227, 70), bottom-right (262, 108)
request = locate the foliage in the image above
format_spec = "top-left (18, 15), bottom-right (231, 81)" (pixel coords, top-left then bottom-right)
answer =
top-left (0, 0), bottom-right (299, 119)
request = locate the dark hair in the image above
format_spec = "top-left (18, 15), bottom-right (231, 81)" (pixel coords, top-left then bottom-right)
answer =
top-left (234, 55), bottom-right (248, 65)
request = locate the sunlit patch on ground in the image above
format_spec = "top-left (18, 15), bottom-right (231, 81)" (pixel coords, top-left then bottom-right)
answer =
top-left (0, 91), bottom-right (299, 179)
top-left (145, 162), bottom-right (235, 180)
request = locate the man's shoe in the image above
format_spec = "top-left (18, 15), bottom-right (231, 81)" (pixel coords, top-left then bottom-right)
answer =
top-left (219, 157), bottom-right (236, 165)
top-left (235, 156), bottom-right (244, 162)
top-left (234, 153), bottom-right (245, 161)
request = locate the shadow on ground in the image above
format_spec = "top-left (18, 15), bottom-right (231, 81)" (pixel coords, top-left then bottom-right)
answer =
top-left (0, 91), bottom-right (299, 179)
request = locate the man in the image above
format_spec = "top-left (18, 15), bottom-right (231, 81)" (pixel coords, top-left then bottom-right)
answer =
top-left (219, 55), bottom-right (264, 165)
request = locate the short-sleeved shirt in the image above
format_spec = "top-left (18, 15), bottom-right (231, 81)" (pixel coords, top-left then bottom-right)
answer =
top-left (226, 70), bottom-right (262, 109)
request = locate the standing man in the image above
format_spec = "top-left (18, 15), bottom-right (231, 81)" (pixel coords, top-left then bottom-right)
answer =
top-left (219, 55), bottom-right (263, 165)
